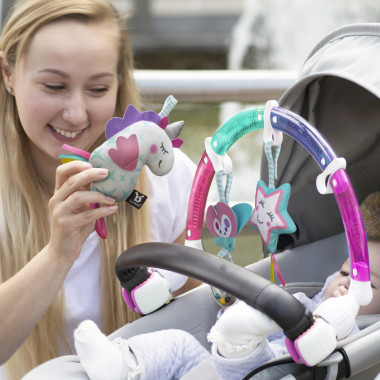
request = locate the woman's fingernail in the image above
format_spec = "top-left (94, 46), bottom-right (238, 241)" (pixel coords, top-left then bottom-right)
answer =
top-left (81, 162), bottom-right (93, 169)
top-left (105, 196), bottom-right (116, 203)
top-left (97, 168), bottom-right (108, 177)
top-left (107, 205), bottom-right (118, 212)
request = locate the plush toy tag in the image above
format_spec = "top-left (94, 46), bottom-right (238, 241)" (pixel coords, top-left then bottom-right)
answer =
top-left (126, 189), bottom-right (148, 209)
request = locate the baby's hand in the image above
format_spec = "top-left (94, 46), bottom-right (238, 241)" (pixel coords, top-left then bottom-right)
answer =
top-left (313, 293), bottom-right (359, 340)
top-left (207, 301), bottom-right (280, 358)
top-left (333, 285), bottom-right (348, 298)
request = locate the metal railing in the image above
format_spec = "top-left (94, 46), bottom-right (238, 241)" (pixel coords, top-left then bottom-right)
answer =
top-left (133, 69), bottom-right (298, 103)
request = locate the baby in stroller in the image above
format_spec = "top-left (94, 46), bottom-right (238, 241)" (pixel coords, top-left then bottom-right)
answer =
top-left (74, 192), bottom-right (380, 380)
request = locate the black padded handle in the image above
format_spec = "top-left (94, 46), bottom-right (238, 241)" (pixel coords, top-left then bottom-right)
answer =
top-left (115, 242), bottom-right (314, 340)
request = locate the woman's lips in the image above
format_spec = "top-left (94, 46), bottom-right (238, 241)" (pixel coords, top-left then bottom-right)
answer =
top-left (49, 124), bottom-right (85, 143)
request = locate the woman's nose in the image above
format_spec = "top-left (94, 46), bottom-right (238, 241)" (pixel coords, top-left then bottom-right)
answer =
top-left (62, 93), bottom-right (88, 127)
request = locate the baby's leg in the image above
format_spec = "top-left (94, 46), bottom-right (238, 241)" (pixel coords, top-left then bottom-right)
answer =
top-left (127, 329), bottom-right (210, 379)
top-left (74, 321), bottom-right (210, 380)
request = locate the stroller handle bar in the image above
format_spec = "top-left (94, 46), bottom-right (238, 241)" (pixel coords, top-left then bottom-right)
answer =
top-left (185, 104), bottom-right (371, 304)
top-left (115, 242), bottom-right (314, 341)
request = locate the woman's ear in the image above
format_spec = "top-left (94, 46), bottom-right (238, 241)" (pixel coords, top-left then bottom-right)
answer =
top-left (0, 51), bottom-right (14, 95)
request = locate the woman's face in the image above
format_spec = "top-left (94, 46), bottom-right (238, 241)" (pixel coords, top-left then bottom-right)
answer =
top-left (10, 18), bottom-right (119, 162)
top-left (325, 240), bottom-right (380, 315)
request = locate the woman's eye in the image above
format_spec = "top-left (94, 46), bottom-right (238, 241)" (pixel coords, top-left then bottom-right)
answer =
top-left (89, 86), bottom-right (109, 95)
top-left (340, 270), bottom-right (350, 277)
top-left (44, 83), bottom-right (64, 92)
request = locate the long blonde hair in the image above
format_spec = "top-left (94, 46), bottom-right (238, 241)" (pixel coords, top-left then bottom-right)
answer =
top-left (0, 0), bottom-right (149, 378)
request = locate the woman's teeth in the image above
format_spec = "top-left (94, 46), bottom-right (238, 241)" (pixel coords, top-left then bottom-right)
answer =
top-left (52, 126), bottom-right (81, 138)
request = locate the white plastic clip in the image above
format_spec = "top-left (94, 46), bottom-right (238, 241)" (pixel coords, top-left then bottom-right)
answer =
top-left (316, 157), bottom-right (346, 194)
top-left (348, 278), bottom-right (373, 306)
top-left (205, 137), bottom-right (233, 175)
top-left (293, 318), bottom-right (337, 367)
top-left (264, 100), bottom-right (283, 146)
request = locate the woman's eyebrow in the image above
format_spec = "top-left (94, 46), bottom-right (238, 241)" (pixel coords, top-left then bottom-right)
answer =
top-left (38, 68), bottom-right (68, 78)
top-left (37, 69), bottom-right (114, 80)
top-left (88, 72), bottom-right (114, 80)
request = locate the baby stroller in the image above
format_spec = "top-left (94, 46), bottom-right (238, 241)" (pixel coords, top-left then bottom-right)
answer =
top-left (23, 24), bottom-right (380, 380)
top-left (114, 23), bottom-right (380, 380)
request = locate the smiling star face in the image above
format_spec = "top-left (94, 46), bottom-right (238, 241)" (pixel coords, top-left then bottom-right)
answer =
top-left (250, 180), bottom-right (296, 253)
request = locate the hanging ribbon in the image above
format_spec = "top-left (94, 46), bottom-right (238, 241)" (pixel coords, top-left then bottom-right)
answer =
top-left (264, 141), bottom-right (281, 189)
top-left (215, 170), bottom-right (233, 204)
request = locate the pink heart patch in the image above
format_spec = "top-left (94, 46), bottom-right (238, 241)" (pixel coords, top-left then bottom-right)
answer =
top-left (108, 135), bottom-right (139, 171)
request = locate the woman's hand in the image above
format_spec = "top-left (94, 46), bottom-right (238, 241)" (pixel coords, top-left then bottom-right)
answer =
top-left (48, 161), bottom-right (117, 263)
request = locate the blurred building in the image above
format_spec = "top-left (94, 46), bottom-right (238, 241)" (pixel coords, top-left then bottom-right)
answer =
top-left (111, 0), bottom-right (243, 70)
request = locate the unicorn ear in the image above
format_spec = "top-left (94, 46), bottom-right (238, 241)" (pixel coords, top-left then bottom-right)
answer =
top-left (165, 120), bottom-right (185, 140)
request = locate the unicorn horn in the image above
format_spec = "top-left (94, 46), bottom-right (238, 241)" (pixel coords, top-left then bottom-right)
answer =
top-left (165, 120), bottom-right (185, 141)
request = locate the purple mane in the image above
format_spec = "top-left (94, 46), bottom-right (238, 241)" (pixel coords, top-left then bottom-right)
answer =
top-left (105, 105), bottom-right (168, 140)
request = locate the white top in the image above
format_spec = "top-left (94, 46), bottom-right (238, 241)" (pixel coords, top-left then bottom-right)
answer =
top-left (0, 149), bottom-right (196, 379)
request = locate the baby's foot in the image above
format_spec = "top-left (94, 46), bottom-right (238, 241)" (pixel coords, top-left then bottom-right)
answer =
top-left (74, 320), bottom-right (142, 380)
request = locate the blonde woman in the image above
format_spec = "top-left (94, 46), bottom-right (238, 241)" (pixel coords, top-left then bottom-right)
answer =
top-left (0, 0), bottom-right (199, 379)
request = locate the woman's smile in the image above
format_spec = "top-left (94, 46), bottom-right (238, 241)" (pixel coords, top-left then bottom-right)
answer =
top-left (49, 124), bottom-right (86, 142)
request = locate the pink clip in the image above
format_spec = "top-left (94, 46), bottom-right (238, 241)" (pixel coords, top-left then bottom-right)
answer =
top-left (285, 337), bottom-right (302, 364)
top-left (91, 203), bottom-right (107, 239)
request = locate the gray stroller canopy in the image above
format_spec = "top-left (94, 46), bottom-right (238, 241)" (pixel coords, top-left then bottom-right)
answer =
top-left (263, 23), bottom-right (380, 250)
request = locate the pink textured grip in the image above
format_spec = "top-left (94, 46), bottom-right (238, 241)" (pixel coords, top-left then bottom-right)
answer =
top-left (122, 288), bottom-right (136, 311)
top-left (293, 321), bottom-right (320, 367)
top-left (186, 152), bottom-right (215, 240)
top-left (330, 169), bottom-right (370, 282)
top-left (285, 337), bottom-right (302, 364)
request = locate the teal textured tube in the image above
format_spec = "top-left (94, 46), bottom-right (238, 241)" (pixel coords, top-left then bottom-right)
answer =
top-left (210, 105), bottom-right (265, 155)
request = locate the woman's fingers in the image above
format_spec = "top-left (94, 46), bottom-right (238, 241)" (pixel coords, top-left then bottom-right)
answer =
top-left (52, 202), bottom-right (117, 232)
top-left (64, 190), bottom-right (116, 213)
top-left (50, 183), bottom-right (117, 230)
top-left (47, 162), bottom-right (119, 262)
top-left (51, 161), bottom-right (117, 232)
top-left (55, 162), bottom-right (110, 201)
top-left (55, 161), bottom-right (93, 191)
